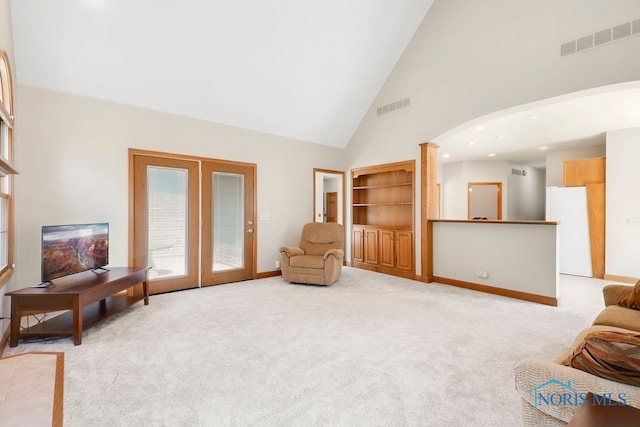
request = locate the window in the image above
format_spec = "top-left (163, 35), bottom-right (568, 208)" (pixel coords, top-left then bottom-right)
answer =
top-left (0, 50), bottom-right (16, 286)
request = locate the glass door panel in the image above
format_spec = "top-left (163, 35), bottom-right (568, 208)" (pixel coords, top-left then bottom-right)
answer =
top-left (132, 154), bottom-right (199, 294)
top-left (212, 172), bottom-right (245, 271)
top-left (147, 166), bottom-right (188, 279)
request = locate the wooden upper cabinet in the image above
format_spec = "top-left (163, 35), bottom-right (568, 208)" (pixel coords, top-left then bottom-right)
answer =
top-left (563, 157), bottom-right (605, 187)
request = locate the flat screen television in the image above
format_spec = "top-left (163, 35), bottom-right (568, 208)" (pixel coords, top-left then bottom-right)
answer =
top-left (41, 222), bottom-right (109, 284)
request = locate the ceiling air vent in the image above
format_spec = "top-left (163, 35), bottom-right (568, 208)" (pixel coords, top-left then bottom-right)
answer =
top-left (560, 17), bottom-right (640, 57)
top-left (376, 97), bottom-right (410, 116)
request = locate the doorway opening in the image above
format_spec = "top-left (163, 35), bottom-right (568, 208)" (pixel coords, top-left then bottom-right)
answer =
top-left (467, 182), bottom-right (502, 220)
top-left (313, 168), bottom-right (345, 225)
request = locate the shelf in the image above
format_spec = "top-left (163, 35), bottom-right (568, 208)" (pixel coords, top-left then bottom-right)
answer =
top-left (353, 224), bottom-right (413, 230)
top-left (353, 203), bottom-right (412, 206)
top-left (353, 183), bottom-right (412, 190)
top-left (18, 295), bottom-right (144, 338)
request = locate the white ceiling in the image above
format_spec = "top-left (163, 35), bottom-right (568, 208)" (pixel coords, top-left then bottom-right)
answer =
top-left (9, 1), bottom-right (640, 159)
top-left (9, 0), bottom-right (435, 148)
top-left (433, 81), bottom-right (640, 168)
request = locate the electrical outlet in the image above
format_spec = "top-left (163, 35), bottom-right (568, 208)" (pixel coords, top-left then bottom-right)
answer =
top-left (275, 259), bottom-right (281, 269)
top-left (476, 270), bottom-right (489, 279)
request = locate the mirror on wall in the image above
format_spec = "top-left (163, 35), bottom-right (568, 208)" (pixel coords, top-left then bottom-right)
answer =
top-left (313, 168), bottom-right (345, 224)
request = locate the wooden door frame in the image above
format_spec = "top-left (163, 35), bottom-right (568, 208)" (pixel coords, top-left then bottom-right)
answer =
top-left (129, 149), bottom-right (258, 288)
top-left (467, 182), bottom-right (502, 220)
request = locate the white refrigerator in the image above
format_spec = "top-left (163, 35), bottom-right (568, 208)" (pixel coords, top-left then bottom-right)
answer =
top-left (546, 186), bottom-right (592, 277)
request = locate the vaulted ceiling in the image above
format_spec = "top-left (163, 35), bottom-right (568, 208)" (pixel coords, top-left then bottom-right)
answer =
top-left (9, 0), bottom-right (435, 148)
top-left (9, 1), bottom-right (640, 162)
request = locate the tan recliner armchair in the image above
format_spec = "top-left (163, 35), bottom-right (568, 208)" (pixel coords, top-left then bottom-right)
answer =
top-left (280, 222), bottom-right (344, 286)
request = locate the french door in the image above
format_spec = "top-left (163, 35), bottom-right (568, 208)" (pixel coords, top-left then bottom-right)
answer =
top-left (201, 160), bottom-right (255, 285)
top-left (130, 150), bottom-right (255, 294)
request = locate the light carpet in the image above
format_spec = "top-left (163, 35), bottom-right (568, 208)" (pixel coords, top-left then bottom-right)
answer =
top-left (3, 267), bottom-right (611, 426)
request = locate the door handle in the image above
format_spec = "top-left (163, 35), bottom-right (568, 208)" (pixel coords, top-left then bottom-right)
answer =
top-left (246, 228), bottom-right (254, 233)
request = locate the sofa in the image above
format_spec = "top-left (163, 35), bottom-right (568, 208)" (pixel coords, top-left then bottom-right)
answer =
top-left (514, 283), bottom-right (640, 426)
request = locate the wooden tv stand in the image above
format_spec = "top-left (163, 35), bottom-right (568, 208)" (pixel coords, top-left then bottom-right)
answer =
top-left (7, 266), bottom-right (149, 347)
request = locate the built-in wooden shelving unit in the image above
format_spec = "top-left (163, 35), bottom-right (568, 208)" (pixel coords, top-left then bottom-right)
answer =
top-left (351, 160), bottom-right (415, 278)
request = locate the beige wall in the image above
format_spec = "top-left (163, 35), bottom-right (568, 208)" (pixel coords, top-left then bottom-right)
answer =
top-left (433, 221), bottom-right (558, 299)
top-left (441, 160), bottom-right (508, 220)
top-left (347, 0), bottom-right (640, 277)
top-left (348, 0), bottom-right (640, 167)
top-left (507, 164), bottom-right (546, 221)
top-left (0, 0), bottom-right (13, 61)
top-left (13, 86), bottom-right (347, 286)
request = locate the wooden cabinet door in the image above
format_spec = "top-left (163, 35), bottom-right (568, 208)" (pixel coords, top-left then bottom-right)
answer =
top-left (379, 229), bottom-right (395, 268)
top-left (352, 227), bottom-right (364, 263)
top-left (563, 157), bottom-right (605, 186)
top-left (395, 231), bottom-right (413, 272)
top-left (364, 228), bottom-right (379, 264)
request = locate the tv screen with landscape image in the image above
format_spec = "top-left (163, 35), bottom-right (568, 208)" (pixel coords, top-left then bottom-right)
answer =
top-left (41, 222), bottom-right (109, 283)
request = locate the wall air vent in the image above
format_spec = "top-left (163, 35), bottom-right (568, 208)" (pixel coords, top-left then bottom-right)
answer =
top-left (560, 40), bottom-right (577, 56)
top-left (594, 29), bottom-right (611, 47)
top-left (613, 22), bottom-right (632, 40)
top-left (576, 35), bottom-right (594, 52)
top-left (561, 18), bottom-right (640, 57)
top-left (511, 168), bottom-right (523, 176)
top-left (376, 97), bottom-right (410, 116)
